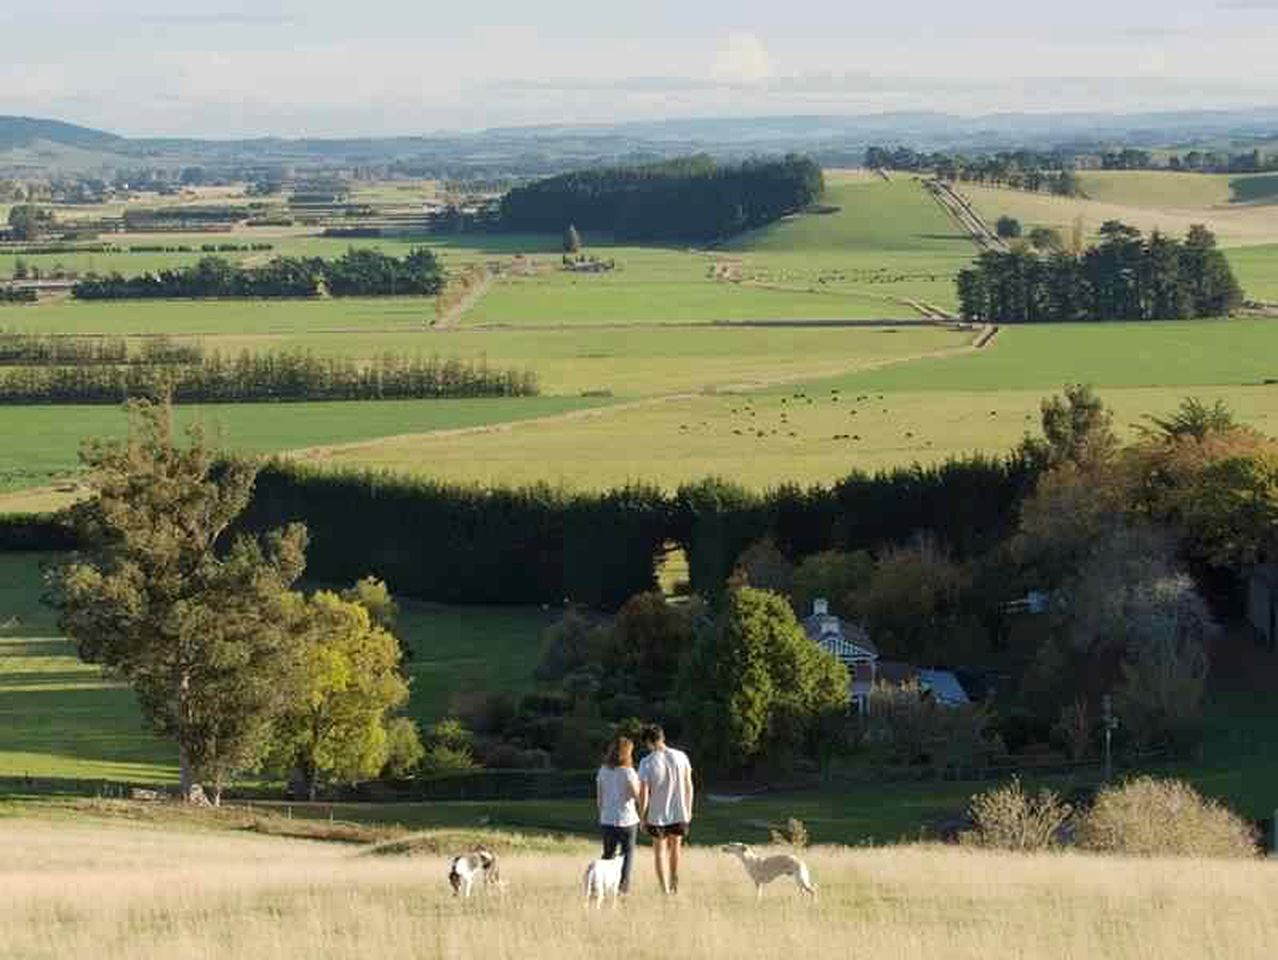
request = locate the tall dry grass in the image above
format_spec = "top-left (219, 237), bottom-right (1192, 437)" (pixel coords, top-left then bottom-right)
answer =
top-left (2, 815), bottom-right (1276, 960)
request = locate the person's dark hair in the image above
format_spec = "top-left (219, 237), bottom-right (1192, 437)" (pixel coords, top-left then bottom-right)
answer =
top-left (640, 724), bottom-right (665, 747)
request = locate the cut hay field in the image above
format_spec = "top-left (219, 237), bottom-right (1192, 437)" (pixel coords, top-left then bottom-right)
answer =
top-left (967, 171), bottom-right (1278, 250)
top-left (1076, 170), bottom-right (1278, 208)
top-left (3, 816), bottom-right (1276, 960)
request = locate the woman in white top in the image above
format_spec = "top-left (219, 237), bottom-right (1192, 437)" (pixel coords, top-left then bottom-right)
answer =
top-left (596, 734), bottom-right (641, 894)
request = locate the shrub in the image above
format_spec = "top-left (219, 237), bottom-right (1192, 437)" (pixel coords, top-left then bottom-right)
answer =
top-left (864, 680), bottom-right (1001, 770)
top-left (1079, 777), bottom-right (1257, 858)
top-left (963, 777), bottom-right (1073, 851)
top-left (768, 816), bottom-right (810, 849)
top-left (996, 215), bottom-right (1023, 239)
top-left (419, 718), bottom-right (479, 775)
top-left (382, 717), bottom-right (425, 778)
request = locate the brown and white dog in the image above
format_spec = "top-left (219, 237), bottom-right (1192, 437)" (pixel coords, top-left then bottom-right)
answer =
top-left (448, 847), bottom-right (501, 898)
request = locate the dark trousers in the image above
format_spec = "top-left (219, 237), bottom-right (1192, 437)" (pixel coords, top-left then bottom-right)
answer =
top-left (600, 824), bottom-right (637, 893)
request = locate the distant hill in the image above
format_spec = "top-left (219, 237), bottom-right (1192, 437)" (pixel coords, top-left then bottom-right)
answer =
top-left (3, 108), bottom-right (1278, 179)
top-left (0, 116), bottom-right (124, 153)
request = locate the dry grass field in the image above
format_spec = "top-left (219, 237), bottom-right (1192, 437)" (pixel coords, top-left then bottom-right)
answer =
top-left (2, 814), bottom-right (1275, 960)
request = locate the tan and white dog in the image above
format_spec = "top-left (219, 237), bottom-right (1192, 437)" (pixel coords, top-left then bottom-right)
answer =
top-left (448, 847), bottom-right (501, 898)
top-left (721, 842), bottom-right (816, 899)
top-left (582, 854), bottom-right (625, 908)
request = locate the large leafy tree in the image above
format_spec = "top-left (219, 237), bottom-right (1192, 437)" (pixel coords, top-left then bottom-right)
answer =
top-left (274, 591), bottom-right (414, 799)
top-left (54, 401), bottom-right (308, 802)
top-left (679, 587), bottom-right (848, 773)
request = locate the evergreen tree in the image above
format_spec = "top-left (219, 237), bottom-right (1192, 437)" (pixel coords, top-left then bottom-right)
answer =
top-left (53, 401), bottom-right (309, 803)
top-left (679, 588), bottom-right (848, 773)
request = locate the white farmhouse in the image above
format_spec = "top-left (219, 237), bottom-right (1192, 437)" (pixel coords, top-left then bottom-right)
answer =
top-left (802, 598), bottom-right (877, 714)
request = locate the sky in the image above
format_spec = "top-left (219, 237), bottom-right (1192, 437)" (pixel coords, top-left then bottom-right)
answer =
top-left (1, 0), bottom-right (1277, 137)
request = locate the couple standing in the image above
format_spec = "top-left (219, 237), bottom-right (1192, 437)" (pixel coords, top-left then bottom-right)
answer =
top-left (595, 724), bottom-right (693, 896)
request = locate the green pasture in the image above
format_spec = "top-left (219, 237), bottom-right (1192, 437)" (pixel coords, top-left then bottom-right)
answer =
top-left (810, 316), bottom-right (1278, 393)
top-left (732, 178), bottom-right (972, 255)
top-left (0, 396), bottom-right (605, 493)
top-left (0, 551), bottom-right (553, 784)
top-left (0, 552), bottom-right (174, 783)
top-left (0, 296), bottom-right (442, 335)
top-left (397, 602), bottom-right (555, 726)
top-left (194, 324), bottom-right (968, 397)
top-left (291, 317), bottom-right (1278, 493)
top-left (1227, 244), bottom-right (1278, 301)
top-left (298, 382), bottom-right (1278, 492)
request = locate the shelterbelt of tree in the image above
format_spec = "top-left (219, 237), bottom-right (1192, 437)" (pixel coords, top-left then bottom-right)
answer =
top-left (957, 222), bottom-right (1243, 323)
top-left (70, 248), bottom-right (444, 300)
top-left (498, 154), bottom-right (824, 241)
top-left (0, 350), bottom-right (537, 404)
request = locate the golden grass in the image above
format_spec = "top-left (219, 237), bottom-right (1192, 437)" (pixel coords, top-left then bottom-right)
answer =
top-left (292, 384), bottom-right (1278, 492)
top-left (965, 183), bottom-right (1278, 248)
top-left (3, 816), bottom-right (1275, 960)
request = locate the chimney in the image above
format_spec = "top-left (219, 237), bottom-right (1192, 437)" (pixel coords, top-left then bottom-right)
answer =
top-left (813, 598), bottom-right (829, 617)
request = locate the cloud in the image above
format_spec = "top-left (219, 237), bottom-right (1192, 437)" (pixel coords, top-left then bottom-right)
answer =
top-left (711, 32), bottom-right (774, 85)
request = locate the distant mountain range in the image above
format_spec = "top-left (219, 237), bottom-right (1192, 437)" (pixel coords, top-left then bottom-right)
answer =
top-left (3, 108), bottom-right (1277, 177)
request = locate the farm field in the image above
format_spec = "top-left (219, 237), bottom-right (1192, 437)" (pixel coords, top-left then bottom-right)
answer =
top-left (1076, 169), bottom-right (1278, 208)
top-left (0, 397), bottom-right (607, 495)
top-left (292, 317), bottom-right (1278, 491)
top-left (290, 383), bottom-right (1278, 491)
top-left (3, 815), bottom-right (1276, 960)
top-left (4, 171), bottom-right (1278, 503)
top-left (966, 176), bottom-right (1278, 248)
top-left (1227, 244), bottom-right (1278, 301)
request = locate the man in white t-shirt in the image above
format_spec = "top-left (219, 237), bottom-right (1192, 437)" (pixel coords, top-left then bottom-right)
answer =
top-left (637, 724), bottom-right (694, 895)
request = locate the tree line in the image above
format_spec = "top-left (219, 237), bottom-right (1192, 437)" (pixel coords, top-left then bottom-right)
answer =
top-left (865, 146), bottom-right (1081, 196)
top-left (499, 154), bottom-right (824, 241)
top-left (71, 248), bottom-right (445, 300)
top-left (0, 349), bottom-right (536, 404)
top-left (957, 222), bottom-right (1243, 323)
top-left (0, 332), bottom-right (201, 366)
top-left (228, 454), bottom-right (1038, 610)
top-left (2, 242), bottom-right (274, 256)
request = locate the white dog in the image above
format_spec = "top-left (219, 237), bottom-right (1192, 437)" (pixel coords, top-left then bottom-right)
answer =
top-left (448, 848), bottom-right (501, 898)
top-left (582, 854), bottom-right (624, 909)
top-left (721, 842), bottom-right (816, 899)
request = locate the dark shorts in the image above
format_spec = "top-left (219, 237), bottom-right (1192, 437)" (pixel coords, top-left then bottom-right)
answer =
top-left (645, 822), bottom-right (689, 839)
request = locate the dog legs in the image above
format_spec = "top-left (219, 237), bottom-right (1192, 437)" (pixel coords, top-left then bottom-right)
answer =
top-left (795, 863), bottom-right (817, 899)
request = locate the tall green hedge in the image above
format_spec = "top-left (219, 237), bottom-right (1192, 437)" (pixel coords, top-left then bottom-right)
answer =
top-left (3, 455), bottom-right (1038, 608)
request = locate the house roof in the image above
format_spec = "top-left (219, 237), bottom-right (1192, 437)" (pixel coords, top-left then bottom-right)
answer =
top-left (803, 612), bottom-right (877, 663)
top-left (916, 669), bottom-right (971, 707)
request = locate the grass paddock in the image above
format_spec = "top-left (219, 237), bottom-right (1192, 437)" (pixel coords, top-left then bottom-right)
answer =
top-left (1, 815), bottom-right (1274, 960)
